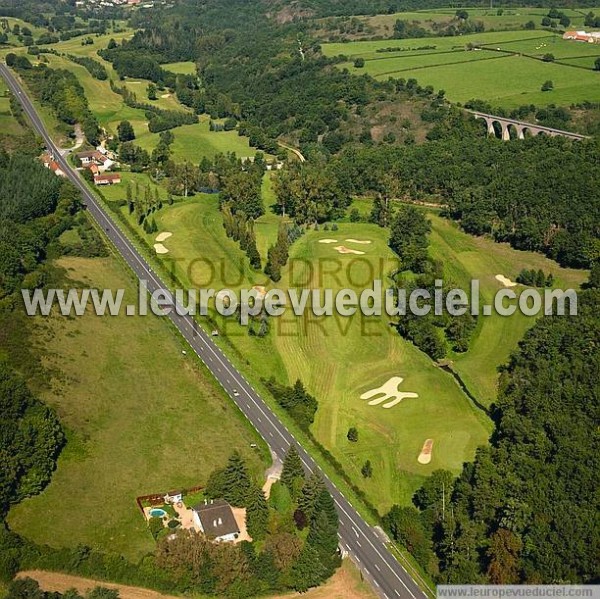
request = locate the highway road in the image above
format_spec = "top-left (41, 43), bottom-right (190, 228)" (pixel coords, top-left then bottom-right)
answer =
top-left (1, 62), bottom-right (429, 599)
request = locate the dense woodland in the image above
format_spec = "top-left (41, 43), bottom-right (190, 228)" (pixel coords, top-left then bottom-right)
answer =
top-left (102, 2), bottom-right (450, 154)
top-left (315, 138), bottom-right (598, 268)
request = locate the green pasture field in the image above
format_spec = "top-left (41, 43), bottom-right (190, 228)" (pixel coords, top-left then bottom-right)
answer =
top-left (489, 35), bottom-right (600, 59)
top-left (322, 29), bottom-right (546, 58)
top-left (323, 30), bottom-right (600, 107)
top-left (0, 79), bottom-right (21, 135)
top-left (7, 253), bottom-right (267, 560)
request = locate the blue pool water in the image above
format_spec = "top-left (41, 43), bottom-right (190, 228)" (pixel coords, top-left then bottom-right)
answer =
top-left (149, 508), bottom-right (167, 518)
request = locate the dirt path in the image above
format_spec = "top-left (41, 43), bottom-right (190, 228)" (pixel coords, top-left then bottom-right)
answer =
top-left (60, 123), bottom-right (85, 156)
top-left (262, 450), bottom-right (283, 499)
top-left (17, 561), bottom-right (375, 599)
top-left (277, 141), bottom-right (305, 163)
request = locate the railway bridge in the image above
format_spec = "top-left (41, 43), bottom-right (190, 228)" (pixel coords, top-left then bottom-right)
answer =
top-left (468, 110), bottom-right (588, 141)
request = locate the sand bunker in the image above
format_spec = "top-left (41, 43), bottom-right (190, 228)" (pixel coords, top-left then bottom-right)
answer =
top-left (153, 243), bottom-right (169, 254)
top-left (345, 239), bottom-right (372, 245)
top-left (334, 245), bottom-right (365, 255)
top-left (161, 93), bottom-right (171, 98)
top-left (495, 274), bottom-right (517, 287)
top-left (155, 232), bottom-right (172, 242)
top-left (418, 439), bottom-right (434, 465)
top-left (318, 239), bottom-right (338, 244)
top-left (360, 376), bottom-right (418, 409)
top-left (252, 285), bottom-right (268, 300)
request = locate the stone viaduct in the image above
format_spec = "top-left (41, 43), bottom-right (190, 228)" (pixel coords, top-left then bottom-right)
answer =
top-left (468, 110), bottom-right (588, 141)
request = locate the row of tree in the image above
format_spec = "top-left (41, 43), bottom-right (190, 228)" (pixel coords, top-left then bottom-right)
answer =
top-left (515, 268), bottom-right (554, 287)
top-left (110, 81), bottom-right (197, 134)
top-left (264, 222), bottom-right (291, 283)
top-left (386, 205), bottom-right (476, 357)
top-left (222, 208), bottom-right (262, 270)
top-left (65, 54), bottom-right (108, 80)
top-left (263, 378), bottom-right (319, 431)
top-left (7, 578), bottom-right (119, 599)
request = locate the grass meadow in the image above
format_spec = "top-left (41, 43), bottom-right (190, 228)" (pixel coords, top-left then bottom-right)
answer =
top-left (322, 30), bottom-right (600, 107)
top-left (162, 61), bottom-right (197, 75)
top-left (7, 253), bottom-right (267, 559)
top-left (134, 117), bottom-right (259, 162)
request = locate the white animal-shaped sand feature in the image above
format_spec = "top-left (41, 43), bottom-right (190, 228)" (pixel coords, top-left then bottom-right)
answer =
top-left (495, 274), bottom-right (517, 287)
top-left (345, 238), bottom-right (372, 245)
top-left (334, 245), bottom-right (365, 255)
top-left (360, 376), bottom-right (418, 409)
top-left (318, 239), bottom-right (338, 244)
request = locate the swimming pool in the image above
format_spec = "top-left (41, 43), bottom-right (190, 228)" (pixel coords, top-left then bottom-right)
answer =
top-left (149, 508), bottom-right (167, 518)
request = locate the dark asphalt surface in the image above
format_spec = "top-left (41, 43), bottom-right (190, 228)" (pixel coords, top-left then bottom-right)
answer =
top-left (1, 61), bottom-right (428, 599)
